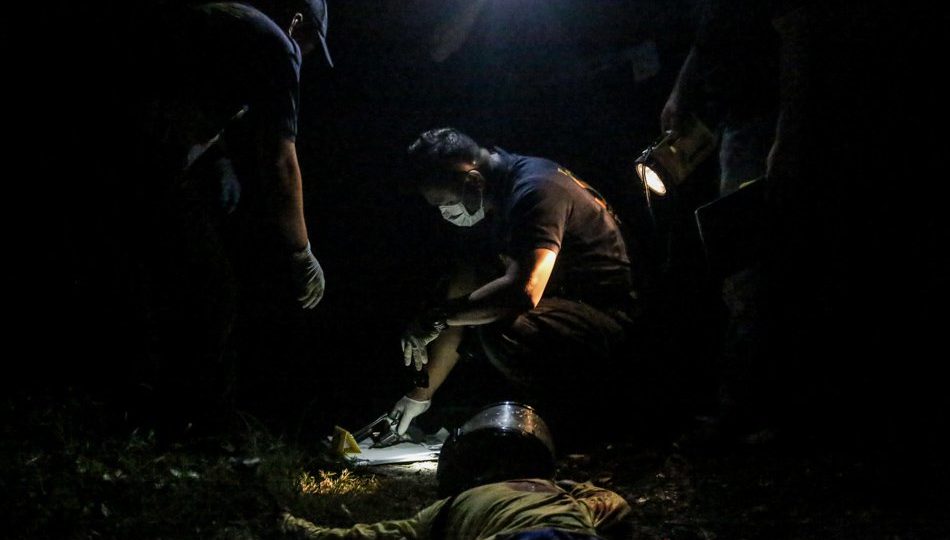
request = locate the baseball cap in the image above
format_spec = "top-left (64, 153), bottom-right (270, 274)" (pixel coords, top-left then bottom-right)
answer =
top-left (301, 0), bottom-right (333, 67)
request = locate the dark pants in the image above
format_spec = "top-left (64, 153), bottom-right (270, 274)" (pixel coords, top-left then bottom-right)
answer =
top-left (121, 143), bottom-right (239, 434)
top-left (463, 297), bottom-right (638, 441)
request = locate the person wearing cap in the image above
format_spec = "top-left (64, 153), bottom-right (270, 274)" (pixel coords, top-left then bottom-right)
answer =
top-left (280, 403), bottom-right (632, 540)
top-left (391, 128), bottom-right (641, 438)
top-left (110, 0), bottom-right (333, 431)
top-left (137, 0), bottom-right (334, 310)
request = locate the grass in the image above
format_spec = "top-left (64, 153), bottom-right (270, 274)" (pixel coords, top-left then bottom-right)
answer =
top-left (6, 390), bottom-right (949, 539)
top-left (2, 391), bottom-right (436, 539)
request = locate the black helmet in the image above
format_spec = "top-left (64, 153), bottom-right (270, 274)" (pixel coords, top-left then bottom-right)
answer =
top-left (436, 402), bottom-right (556, 497)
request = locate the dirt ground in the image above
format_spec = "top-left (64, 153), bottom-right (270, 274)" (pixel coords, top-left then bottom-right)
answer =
top-left (321, 439), bottom-right (950, 540)
top-left (5, 391), bottom-right (949, 539)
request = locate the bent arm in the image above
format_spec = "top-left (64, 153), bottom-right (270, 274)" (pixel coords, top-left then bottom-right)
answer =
top-left (444, 248), bottom-right (557, 326)
top-left (662, 46), bottom-right (704, 133)
top-left (408, 248), bottom-right (558, 401)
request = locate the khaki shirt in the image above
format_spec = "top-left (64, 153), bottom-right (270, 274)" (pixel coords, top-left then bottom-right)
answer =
top-left (280, 479), bottom-right (631, 540)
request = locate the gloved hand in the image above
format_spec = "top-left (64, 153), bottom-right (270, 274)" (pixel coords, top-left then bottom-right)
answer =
top-left (391, 395), bottom-right (431, 435)
top-left (401, 315), bottom-right (446, 371)
top-left (290, 242), bottom-right (325, 309)
top-left (214, 157), bottom-right (241, 214)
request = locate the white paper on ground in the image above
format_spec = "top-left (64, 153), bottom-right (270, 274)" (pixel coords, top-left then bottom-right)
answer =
top-left (347, 428), bottom-right (450, 466)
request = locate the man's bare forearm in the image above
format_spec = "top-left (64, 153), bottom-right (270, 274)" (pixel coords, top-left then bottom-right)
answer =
top-left (271, 138), bottom-right (310, 251)
top-left (408, 327), bottom-right (463, 401)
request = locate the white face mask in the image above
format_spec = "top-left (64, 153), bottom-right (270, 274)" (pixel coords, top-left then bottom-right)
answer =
top-left (439, 186), bottom-right (485, 227)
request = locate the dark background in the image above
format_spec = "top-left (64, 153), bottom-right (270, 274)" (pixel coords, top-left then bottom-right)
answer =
top-left (17, 0), bottom-right (950, 456)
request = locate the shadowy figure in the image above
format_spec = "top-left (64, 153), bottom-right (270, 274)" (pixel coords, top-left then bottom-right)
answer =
top-left (662, 0), bottom-right (782, 197)
top-left (660, 0), bottom-right (801, 444)
top-left (761, 4), bottom-right (948, 456)
top-left (68, 0), bottom-right (334, 435)
top-left (667, 1), bottom-right (948, 457)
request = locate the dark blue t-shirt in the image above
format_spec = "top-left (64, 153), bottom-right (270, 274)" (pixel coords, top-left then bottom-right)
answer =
top-left (493, 150), bottom-right (634, 302)
top-left (145, 2), bottom-right (302, 142)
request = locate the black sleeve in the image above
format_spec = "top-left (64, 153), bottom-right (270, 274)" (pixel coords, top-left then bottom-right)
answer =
top-left (507, 179), bottom-right (573, 256)
top-left (696, 0), bottom-right (776, 49)
top-left (258, 48), bottom-right (301, 141)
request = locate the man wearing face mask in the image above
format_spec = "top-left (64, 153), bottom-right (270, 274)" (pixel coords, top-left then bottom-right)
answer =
top-left (392, 128), bottom-right (640, 437)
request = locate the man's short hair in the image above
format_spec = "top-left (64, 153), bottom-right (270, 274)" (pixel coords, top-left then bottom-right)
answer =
top-left (407, 128), bottom-right (486, 186)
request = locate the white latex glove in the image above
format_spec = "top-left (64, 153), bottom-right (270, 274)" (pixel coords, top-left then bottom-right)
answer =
top-left (400, 317), bottom-right (445, 371)
top-left (391, 395), bottom-right (431, 435)
top-left (290, 242), bottom-right (325, 309)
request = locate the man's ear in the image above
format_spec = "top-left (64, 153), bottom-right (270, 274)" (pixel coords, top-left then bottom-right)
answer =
top-left (289, 12), bottom-right (304, 37)
top-left (466, 169), bottom-right (486, 189)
